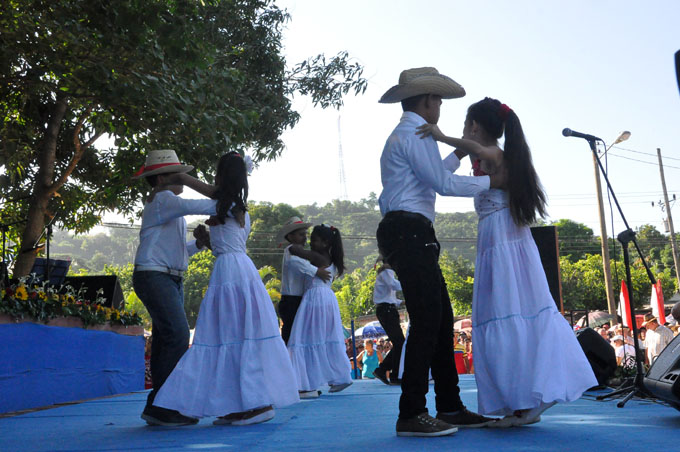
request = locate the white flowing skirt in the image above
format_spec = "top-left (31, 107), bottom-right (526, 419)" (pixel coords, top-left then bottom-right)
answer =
top-left (154, 252), bottom-right (299, 417)
top-left (472, 208), bottom-right (597, 416)
top-left (287, 286), bottom-right (351, 391)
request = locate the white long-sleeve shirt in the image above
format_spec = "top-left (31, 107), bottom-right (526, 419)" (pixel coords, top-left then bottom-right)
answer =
top-left (280, 245), bottom-right (318, 296)
top-left (134, 190), bottom-right (217, 271)
top-left (373, 269), bottom-right (402, 306)
top-left (378, 111), bottom-right (490, 222)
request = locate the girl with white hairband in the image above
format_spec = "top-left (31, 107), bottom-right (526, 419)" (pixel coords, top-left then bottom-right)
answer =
top-left (153, 152), bottom-right (299, 426)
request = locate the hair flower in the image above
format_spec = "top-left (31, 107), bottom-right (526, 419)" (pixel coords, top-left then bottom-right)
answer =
top-left (244, 155), bottom-right (254, 175)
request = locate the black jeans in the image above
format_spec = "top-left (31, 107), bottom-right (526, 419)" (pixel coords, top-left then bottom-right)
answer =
top-left (376, 211), bottom-right (463, 420)
top-left (278, 295), bottom-right (303, 345)
top-left (375, 303), bottom-right (405, 380)
top-left (132, 271), bottom-right (189, 409)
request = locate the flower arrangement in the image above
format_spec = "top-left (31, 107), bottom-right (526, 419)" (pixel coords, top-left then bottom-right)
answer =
top-left (0, 276), bottom-right (143, 327)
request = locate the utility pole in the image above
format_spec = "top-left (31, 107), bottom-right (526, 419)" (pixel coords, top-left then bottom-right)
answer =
top-left (592, 149), bottom-right (617, 315)
top-left (657, 148), bottom-right (680, 289)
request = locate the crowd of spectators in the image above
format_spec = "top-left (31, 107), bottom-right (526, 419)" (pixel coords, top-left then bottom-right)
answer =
top-left (595, 313), bottom-right (678, 370)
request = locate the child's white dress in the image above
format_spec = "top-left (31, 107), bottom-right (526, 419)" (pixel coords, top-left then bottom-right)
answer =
top-left (287, 264), bottom-right (352, 391)
top-left (154, 213), bottom-right (299, 417)
top-left (472, 188), bottom-right (597, 415)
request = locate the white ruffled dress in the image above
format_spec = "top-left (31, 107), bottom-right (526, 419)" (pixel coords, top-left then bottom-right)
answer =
top-left (472, 189), bottom-right (597, 416)
top-left (154, 213), bottom-right (299, 417)
top-left (287, 264), bottom-right (352, 391)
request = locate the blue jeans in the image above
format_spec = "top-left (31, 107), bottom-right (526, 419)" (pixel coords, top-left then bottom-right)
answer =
top-left (132, 271), bottom-right (189, 409)
top-left (377, 211), bottom-right (463, 420)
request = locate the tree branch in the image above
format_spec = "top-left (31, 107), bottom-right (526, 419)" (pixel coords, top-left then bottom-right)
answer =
top-left (48, 107), bottom-right (103, 195)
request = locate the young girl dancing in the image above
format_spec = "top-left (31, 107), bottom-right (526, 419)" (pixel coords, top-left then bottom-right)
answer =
top-left (417, 97), bottom-right (597, 427)
top-left (153, 152), bottom-right (299, 425)
top-left (287, 225), bottom-right (353, 395)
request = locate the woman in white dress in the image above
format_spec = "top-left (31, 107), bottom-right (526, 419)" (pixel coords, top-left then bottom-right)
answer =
top-left (153, 152), bottom-right (299, 425)
top-left (287, 225), bottom-right (353, 395)
top-left (417, 98), bottom-right (597, 427)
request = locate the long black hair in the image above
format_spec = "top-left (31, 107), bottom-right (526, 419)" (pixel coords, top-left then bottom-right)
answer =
top-left (213, 152), bottom-right (248, 223)
top-left (467, 97), bottom-right (547, 226)
top-left (312, 224), bottom-right (345, 276)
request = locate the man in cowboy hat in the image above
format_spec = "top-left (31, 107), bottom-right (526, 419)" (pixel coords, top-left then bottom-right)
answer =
top-left (643, 314), bottom-right (674, 364)
top-left (376, 67), bottom-right (504, 437)
top-left (131, 149), bottom-right (218, 426)
top-left (277, 217), bottom-right (330, 350)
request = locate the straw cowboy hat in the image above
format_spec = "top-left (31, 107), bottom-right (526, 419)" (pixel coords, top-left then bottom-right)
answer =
top-left (642, 314), bottom-right (659, 328)
top-left (276, 216), bottom-right (312, 245)
top-left (132, 149), bottom-right (194, 179)
top-left (378, 67), bottom-right (466, 104)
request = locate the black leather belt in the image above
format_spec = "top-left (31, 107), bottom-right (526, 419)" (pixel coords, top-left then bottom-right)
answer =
top-left (384, 210), bottom-right (432, 227)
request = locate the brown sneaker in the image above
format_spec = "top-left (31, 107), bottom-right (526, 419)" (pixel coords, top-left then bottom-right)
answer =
top-left (396, 413), bottom-right (458, 437)
top-left (436, 408), bottom-right (495, 428)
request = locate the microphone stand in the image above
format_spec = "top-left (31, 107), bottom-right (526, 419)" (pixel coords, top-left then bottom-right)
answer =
top-left (31, 213), bottom-right (60, 285)
top-left (582, 138), bottom-right (656, 407)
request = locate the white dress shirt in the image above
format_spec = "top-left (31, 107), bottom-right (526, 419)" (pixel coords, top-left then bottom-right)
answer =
top-left (281, 245), bottom-right (318, 296)
top-left (134, 190), bottom-right (217, 272)
top-left (373, 269), bottom-right (402, 305)
top-left (645, 325), bottom-right (675, 363)
top-left (378, 111), bottom-right (490, 222)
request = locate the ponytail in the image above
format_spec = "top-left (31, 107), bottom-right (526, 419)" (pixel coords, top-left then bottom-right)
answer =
top-left (213, 152), bottom-right (248, 224)
top-left (467, 98), bottom-right (547, 226)
top-left (312, 224), bottom-right (345, 276)
top-left (503, 111), bottom-right (547, 226)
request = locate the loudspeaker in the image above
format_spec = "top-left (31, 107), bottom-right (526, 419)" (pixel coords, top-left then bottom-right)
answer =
top-left (63, 275), bottom-right (124, 309)
top-left (576, 327), bottom-right (617, 386)
top-left (530, 226), bottom-right (563, 312)
top-left (644, 334), bottom-right (680, 410)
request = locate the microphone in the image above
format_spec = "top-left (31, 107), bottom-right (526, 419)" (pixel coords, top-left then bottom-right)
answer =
top-left (562, 128), bottom-right (602, 142)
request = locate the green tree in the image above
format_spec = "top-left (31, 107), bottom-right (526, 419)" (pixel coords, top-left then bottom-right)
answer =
top-left (1, 0), bottom-right (366, 277)
top-left (258, 265), bottom-right (281, 309)
top-left (552, 219), bottom-right (601, 262)
top-left (440, 253), bottom-right (475, 317)
top-left (248, 202), bottom-right (304, 271)
top-left (183, 250), bottom-right (215, 328)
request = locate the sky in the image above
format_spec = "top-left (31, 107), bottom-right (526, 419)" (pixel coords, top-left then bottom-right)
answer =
top-left (243, 0), bottom-right (680, 239)
top-left (105, 0), bottom-right (680, 240)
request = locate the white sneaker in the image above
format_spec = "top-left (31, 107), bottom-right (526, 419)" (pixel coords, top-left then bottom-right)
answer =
top-left (522, 401), bottom-right (556, 424)
top-left (299, 390), bottom-right (321, 399)
top-left (231, 406), bottom-right (275, 426)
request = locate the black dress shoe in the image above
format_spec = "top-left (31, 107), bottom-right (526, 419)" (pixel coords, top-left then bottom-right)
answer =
top-left (141, 406), bottom-right (199, 426)
top-left (373, 367), bottom-right (390, 386)
top-left (436, 408), bottom-right (495, 428)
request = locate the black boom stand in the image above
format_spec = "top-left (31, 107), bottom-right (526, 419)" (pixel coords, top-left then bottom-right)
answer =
top-left (576, 138), bottom-right (656, 407)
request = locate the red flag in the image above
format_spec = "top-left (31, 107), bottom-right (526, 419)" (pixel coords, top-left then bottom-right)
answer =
top-left (653, 281), bottom-right (666, 324)
top-left (618, 280), bottom-right (633, 328)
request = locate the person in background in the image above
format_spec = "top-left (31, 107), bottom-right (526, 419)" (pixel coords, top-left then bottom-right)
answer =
top-left (643, 315), bottom-right (674, 364)
top-left (612, 335), bottom-right (636, 369)
top-left (372, 260), bottom-right (405, 386)
top-left (358, 339), bottom-right (383, 379)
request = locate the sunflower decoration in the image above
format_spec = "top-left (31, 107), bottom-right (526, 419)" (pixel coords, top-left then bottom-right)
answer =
top-left (14, 285), bottom-right (28, 301)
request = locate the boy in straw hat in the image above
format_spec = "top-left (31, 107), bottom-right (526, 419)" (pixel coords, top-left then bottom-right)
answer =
top-left (277, 218), bottom-right (330, 354)
top-left (376, 67), bottom-right (505, 436)
top-left (131, 149), bottom-right (218, 426)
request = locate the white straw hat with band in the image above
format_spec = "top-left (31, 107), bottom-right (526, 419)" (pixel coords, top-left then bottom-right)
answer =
top-left (276, 216), bottom-right (313, 245)
top-left (379, 67), bottom-right (466, 104)
top-left (132, 149), bottom-right (194, 179)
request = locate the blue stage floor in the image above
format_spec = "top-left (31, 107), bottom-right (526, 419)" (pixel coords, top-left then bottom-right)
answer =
top-left (2, 375), bottom-right (680, 451)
